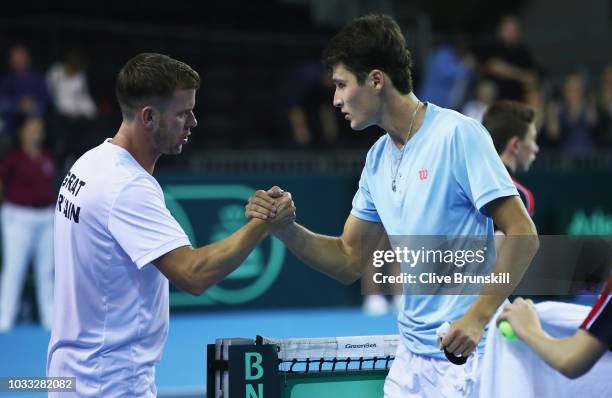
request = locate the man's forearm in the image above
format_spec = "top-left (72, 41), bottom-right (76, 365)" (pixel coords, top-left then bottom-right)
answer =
top-left (468, 231), bottom-right (539, 322)
top-left (274, 223), bottom-right (361, 284)
top-left (520, 328), bottom-right (605, 379)
top-left (191, 219), bottom-right (270, 292)
top-left (488, 58), bottom-right (531, 82)
top-left (523, 329), bottom-right (575, 373)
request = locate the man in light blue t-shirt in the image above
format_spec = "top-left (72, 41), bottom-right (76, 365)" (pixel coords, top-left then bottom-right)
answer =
top-left (247, 15), bottom-right (538, 397)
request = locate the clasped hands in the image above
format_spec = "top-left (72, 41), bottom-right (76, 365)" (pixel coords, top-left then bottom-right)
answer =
top-left (245, 186), bottom-right (296, 230)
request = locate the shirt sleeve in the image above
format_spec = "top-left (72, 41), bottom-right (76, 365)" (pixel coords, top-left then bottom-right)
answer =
top-left (580, 275), bottom-right (612, 349)
top-left (350, 167), bottom-right (381, 223)
top-left (108, 175), bottom-right (191, 269)
top-left (452, 118), bottom-right (518, 215)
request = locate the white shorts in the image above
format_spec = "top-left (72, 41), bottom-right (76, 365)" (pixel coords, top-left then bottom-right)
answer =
top-left (384, 341), bottom-right (482, 398)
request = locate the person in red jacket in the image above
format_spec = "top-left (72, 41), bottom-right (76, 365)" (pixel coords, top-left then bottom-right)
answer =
top-left (0, 116), bottom-right (55, 331)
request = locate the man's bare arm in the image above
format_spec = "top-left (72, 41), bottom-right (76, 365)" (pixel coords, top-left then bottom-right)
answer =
top-left (522, 329), bottom-right (606, 379)
top-left (154, 220), bottom-right (269, 295)
top-left (498, 298), bottom-right (607, 379)
top-left (154, 193), bottom-right (295, 295)
top-left (246, 188), bottom-right (384, 284)
top-left (274, 215), bottom-right (385, 284)
top-left (468, 195), bottom-right (540, 320)
top-left (443, 195), bottom-right (539, 356)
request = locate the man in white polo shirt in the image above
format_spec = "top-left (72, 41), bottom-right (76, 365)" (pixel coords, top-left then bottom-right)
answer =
top-left (47, 53), bottom-right (295, 397)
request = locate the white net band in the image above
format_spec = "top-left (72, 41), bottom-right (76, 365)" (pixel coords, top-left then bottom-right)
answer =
top-left (257, 335), bottom-right (399, 360)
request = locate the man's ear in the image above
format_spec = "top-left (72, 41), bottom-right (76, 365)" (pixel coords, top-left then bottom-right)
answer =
top-left (140, 106), bottom-right (155, 129)
top-left (369, 69), bottom-right (385, 91)
top-left (505, 136), bottom-right (520, 155)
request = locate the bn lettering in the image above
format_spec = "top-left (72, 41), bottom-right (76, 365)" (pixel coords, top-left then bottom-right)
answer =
top-left (245, 352), bottom-right (263, 398)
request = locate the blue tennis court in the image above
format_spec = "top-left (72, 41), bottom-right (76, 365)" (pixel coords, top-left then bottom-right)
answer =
top-left (0, 307), bottom-right (398, 397)
top-left (0, 295), bottom-right (599, 398)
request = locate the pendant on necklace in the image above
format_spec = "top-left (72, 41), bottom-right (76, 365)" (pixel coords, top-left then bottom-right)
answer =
top-left (392, 180), bottom-right (397, 192)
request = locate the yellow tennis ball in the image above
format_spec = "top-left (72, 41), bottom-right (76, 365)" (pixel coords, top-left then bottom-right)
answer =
top-left (499, 320), bottom-right (518, 341)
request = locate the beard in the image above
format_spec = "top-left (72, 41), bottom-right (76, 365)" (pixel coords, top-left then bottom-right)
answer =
top-left (154, 119), bottom-right (182, 155)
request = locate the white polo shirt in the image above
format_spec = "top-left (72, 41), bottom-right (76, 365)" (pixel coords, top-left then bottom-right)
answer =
top-left (47, 139), bottom-right (191, 397)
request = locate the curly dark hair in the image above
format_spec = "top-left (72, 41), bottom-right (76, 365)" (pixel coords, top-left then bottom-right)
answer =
top-left (323, 14), bottom-right (413, 94)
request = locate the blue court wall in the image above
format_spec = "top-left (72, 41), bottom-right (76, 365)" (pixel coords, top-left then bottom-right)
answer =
top-left (158, 172), bottom-right (362, 311)
top-left (154, 169), bottom-right (612, 311)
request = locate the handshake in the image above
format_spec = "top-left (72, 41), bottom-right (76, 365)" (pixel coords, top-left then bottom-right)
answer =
top-left (245, 186), bottom-right (296, 231)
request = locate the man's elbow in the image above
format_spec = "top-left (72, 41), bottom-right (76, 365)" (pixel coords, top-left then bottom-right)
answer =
top-left (527, 230), bottom-right (540, 253)
top-left (557, 352), bottom-right (599, 380)
top-left (185, 282), bottom-right (207, 297)
top-left (560, 368), bottom-right (582, 380)
top-left (506, 218), bottom-right (539, 249)
top-left (181, 275), bottom-right (208, 296)
top-left (184, 256), bottom-right (211, 296)
top-left (559, 362), bottom-right (588, 380)
top-left (339, 270), bottom-right (361, 285)
top-left (518, 216), bottom-right (539, 237)
top-left (338, 260), bottom-right (364, 285)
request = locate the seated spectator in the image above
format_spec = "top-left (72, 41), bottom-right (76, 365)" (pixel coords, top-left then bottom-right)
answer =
top-left (418, 36), bottom-right (475, 110)
top-left (595, 64), bottom-right (612, 146)
top-left (462, 79), bottom-right (498, 122)
top-left (46, 51), bottom-right (97, 161)
top-left (524, 84), bottom-right (547, 134)
top-left (546, 73), bottom-right (599, 153)
top-left (287, 67), bottom-right (358, 149)
top-left (478, 15), bottom-right (538, 101)
top-left (46, 51), bottom-right (96, 119)
top-left (0, 45), bottom-right (48, 136)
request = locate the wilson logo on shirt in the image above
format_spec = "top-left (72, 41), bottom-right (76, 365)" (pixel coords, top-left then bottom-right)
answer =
top-left (419, 169), bottom-right (429, 180)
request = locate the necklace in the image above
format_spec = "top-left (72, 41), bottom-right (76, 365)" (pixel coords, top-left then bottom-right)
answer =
top-left (392, 101), bottom-right (420, 192)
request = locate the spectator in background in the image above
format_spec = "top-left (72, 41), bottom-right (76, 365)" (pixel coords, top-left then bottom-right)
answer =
top-left (287, 69), bottom-right (342, 149)
top-left (547, 73), bottom-right (598, 153)
top-left (462, 79), bottom-right (498, 122)
top-left (479, 15), bottom-right (538, 101)
top-left (595, 64), bottom-right (612, 146)
top-left (524, 84), bottom-right (547, 135)
top-left (46, 51), bottom-right (97, 161)
top-left (418, 36), bottom-right (475, 110)
top-left (0, 117), bottom-right (55, 331)
top-left (47, 51), bottom-right (96, 120)
top-left (0, 45), bottom-right (48, 137)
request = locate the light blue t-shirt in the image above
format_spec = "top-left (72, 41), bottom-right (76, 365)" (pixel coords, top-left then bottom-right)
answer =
top-left (351, 103), bottom-right (518, 358)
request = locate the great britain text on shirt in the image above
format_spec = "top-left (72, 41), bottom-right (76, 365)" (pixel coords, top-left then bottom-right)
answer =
top-left (56, 171), bottom-right (87, 223)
